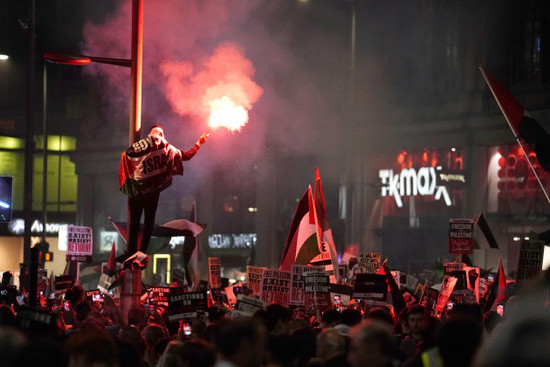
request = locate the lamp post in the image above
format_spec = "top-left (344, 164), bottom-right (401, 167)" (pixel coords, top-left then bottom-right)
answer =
top-left (44, 0), bottom-right (144, 321)
top-left (24, 0), bottom-right (37, 308)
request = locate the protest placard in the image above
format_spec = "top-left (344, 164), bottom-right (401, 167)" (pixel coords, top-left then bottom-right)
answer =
top-left (66, 225), bottom-right (93, 262)
top-left (406, 273), bottom-right (419, 291)
top-left (141, 287), bottom-right (171, 307)
top-left (225, 284), bottom-right (247, 305)
top-left (210, 288), bottom-right (228, 305)
top-left (208, 258), bottom-right (221, 289)
top-left (517, 240), bottom-right (544, 282)
top-left (236, 294), bottom-right (268, 316)
top-left (260, 269), bottom-right (291, 307)
top-left (449, 218), bottom-right (474, 255)
top-left (353, 273), bottom-right (387, 300)
top-left (433, 276), bottom-right (458, 318)
top-left (54, 275), bottom-right (73, 294)
top-left (330, 284), bottom-right (353, 307)
top-left (85, 289), bottom-right (103, 303)
top-left (246, 265), bottom-right (266, 297)
top-left (304, 271), bottom-right (332, 313)
top-left (289, 265), bottom-right (324, 306)
top-left (167, 290), bottom-right (208, 322)
top-left (357, 253), bottom-right (381, 274)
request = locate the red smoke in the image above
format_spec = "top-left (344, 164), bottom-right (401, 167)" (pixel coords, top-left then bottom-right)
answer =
top-left (160, 43), bottom-right (263, 130)
top-left (82, 0), bottom-right (262, 129)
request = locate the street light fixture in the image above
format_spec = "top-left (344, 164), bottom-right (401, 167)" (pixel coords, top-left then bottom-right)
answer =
top-left (43, 52), bottom-right (131, 67)
top-left (0, 54), bottom-right (8, 61)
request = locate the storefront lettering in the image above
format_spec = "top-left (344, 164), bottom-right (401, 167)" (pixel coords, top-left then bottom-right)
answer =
top-left (379, 167), bottom-right (452, 207)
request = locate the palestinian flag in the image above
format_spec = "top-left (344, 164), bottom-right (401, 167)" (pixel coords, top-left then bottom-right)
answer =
top-left (483, 258), bottom-right (508, 313)
top-left (109, 216), bottom-right (205, 255)
top-left (310, 167), bottom-right (340, 283)
top-left (480, 66), bottom-right (550, 172)
top-left (473, 212), bottom-right (499, 250)
top-left (280, 186), bottom-right (320, 271)
top-left (378, 260), bottom-right (407, 315)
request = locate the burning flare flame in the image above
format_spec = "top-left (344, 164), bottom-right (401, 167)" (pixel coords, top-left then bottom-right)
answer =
top-left (208, 96), bottom-right (249, 132)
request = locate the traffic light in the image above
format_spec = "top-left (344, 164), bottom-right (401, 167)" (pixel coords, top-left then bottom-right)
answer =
top-left (0, 176), bottom-right (13, 223)
top-left (44, 252), bottom-right (54, 262)
top-left (35, 240), bottom-right (50, 266)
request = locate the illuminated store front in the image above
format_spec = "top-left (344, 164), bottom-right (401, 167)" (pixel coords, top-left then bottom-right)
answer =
top-left (0, 135), bottom-right (78, 277)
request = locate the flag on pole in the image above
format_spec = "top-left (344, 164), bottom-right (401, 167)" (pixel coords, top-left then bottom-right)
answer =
top-left (183, 202), bottom-right (200, 291)
top-left (378, 260), bottom-right (407, 315)
top-left (311, 167), bottom-right (340, 283)
top-left (341, 243), bottom-right (359, 265)
top-left (280, 186), bottom-right (320, 271)
top-left (483, 257), bottom-right (507, 313)
top-left (479, 66), bottom-right (550, 174)
top-left (98, 241), bottom-right (118, 294)
top-left (473, 212), bottom-right (499, 250)
top-left (108, 217), bottom-right (206, 255)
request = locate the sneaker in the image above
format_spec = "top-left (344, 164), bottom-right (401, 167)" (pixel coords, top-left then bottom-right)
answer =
top-left (115, 252), bottom-right (131, 263)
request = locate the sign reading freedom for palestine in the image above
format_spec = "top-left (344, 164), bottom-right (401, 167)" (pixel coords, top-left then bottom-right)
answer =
top-left (448, 218), bottom-right (474, 255)
top-left (66, 225), bottom-right (93, 262)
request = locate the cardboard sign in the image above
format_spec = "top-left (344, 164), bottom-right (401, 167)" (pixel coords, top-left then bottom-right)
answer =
top-left (246, 266), bottom-right (266, 297)
top-left (463, 266), bottom-right (480, 302)
top-left (260, 269), bottom-right (291, 307)
top-left (172, 268), bottom-right (186, 284)
top-left (167, 290), bottom-right (208, 322)
top-left (391, 271), bottom-right (407, 290)
top-left (517, 240), bottom-right (544, 282)
top-left (433, 276), bottom-right (458, 318)
top-left (402, 288), bottom-right (418, 306)
top-left (66, 225), bottom-right (93, 262)
top-left (353, 273), bottom-right (387, 300)
top-left (142, 287), bottom-right (171, 307)
top-left (225, 284), bottom-right (248, 305)
top-left (421, 287), bottom-right (439, 309)
top-left (452, 289), bottom-right (476, 304)
top-left (85, 289), bottom-right (103, 302)
top-left (210, 288), bottom-right (228, 305)
top-left (304, 271), bottom-right (332, 313)
top-left (289, 265), bottom-right (324, 306)
top-left (208, 258), bottom-right (222, 289)
top-left (448, 218), bottom-right (474, 255)
top-left (357, 253), bottom-right (381, 274)
top-left (406, 274), bottom-right (419, 291)
top-left (54, 275), bottom-right (73, 294)
top-left (236, 294), bottom-right (267, 316)
top-left (330, 283), bottom-right (353, 307)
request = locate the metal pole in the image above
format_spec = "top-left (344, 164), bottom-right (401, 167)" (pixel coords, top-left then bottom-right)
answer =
top-left (129, 0), bottom-right (143, 145)
top-left (42, 62), bottom-right (48, 241)
top-left (121, 0), bottom-right (144, 324)
top-left (23, 0), bottom-right (36, 294)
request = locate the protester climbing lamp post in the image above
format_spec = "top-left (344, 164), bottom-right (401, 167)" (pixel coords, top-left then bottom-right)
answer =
top-left (44, 0), bottom-right (144, 322)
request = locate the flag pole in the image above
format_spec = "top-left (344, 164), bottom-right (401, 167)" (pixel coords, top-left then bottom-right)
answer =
top-left (515, 138), bottom-right (550, 204)
top-left (479, 66), bottom-right (550, 205)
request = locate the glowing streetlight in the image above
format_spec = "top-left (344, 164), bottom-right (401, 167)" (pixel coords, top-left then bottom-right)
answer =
top-left (43, 53), bottom-right (130, 67)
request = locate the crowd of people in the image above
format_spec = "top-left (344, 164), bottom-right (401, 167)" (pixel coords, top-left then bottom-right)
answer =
top-left (1, 271), bottom-right (550, 367)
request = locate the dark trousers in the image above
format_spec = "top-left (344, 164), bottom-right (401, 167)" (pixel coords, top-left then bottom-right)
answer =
top-left (127, 191), bottom-right (160, 255)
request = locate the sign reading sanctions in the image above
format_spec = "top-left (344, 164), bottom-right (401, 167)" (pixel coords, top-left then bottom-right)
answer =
top-left (66, 225), bottom-right (93, 262)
